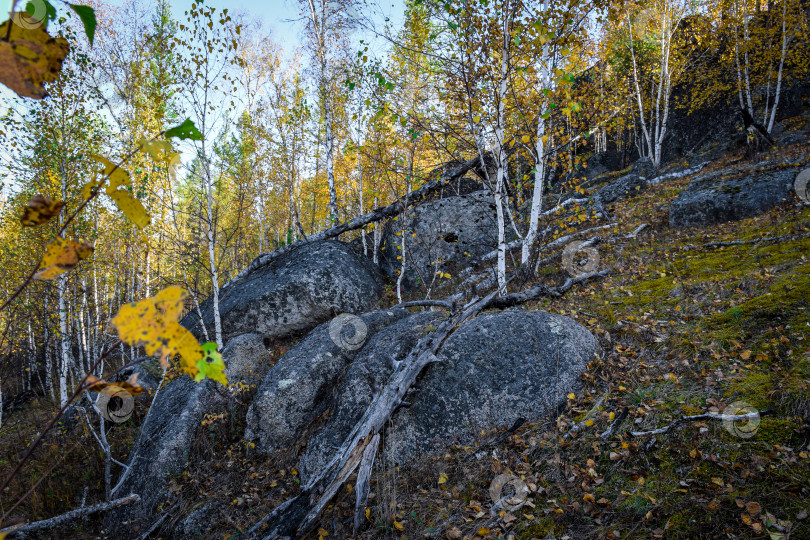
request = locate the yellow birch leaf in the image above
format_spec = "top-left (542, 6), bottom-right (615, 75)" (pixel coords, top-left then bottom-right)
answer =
top-left (108, 189), bottom-right (151, 230)
top-left (0, 19), bottom-right (69, 99)
top-left (35, 237), bottom-right (94, 280)
top-left (19, 194), bottom-right (65, 226)
top-left (111, 286), bottom-right (216, 383)
top-left (438, 473), bottom-right (448, 484)
top-left (89, 154), bottom-right (130, 192)
top-left (567, 392), bottom-right (575, 400)
top-left (393, 521), bottom-right (404, 531)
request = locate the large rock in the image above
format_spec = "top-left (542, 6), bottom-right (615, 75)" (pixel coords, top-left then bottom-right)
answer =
top-left (183, 241), bottom-right (385, 342)
top-left (296, 309), bottom-right (598, 481)
top-left (595, 174), bottom-right (648, 205)
top-left (669, 162), bottom-right (799, 228)
top-left (245, 309), bottom-right (410, 453)
top-left (105, 334), bottom-right (270, 536)
top-left (104, 376), bottom-right (225, 537)
top-left (378, 192), bottom-right (499, 293)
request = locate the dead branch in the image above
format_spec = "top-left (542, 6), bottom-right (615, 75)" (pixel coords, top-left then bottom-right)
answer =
top-left (2, 494), bottom-right (140, 537)
top-left (561, 393), bottom-right (607, 442)
top-left (245, 271), bottom-right (610, 539)
top-left (599, 407), bottom-right (629, 440)
top-left (392, 300), bottom-right (455, 310)
top-left (630, 410), bottom-right (769, 438)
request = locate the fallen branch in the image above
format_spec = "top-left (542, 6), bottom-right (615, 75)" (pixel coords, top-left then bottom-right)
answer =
top-left (225, 155), bottom-right (485, 288)
top-left (647, 161), bottom-right (709, 185)
top-left (561, 393), bottom-right (607, 442)
top-left (246, 271), bottom-right (610, 539)
top-left (630, 410), bottom-right (769, 438)
top-left (2, 494), bottom-right (140, 537)
top-left (392, 300), bottom-right (455, 311)
top-left (599, 407), bottom-right (629, 440)
top-left (136, 513), bottom-right (168, 540)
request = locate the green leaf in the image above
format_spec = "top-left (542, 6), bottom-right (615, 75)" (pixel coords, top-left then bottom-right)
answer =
top-left (69, 4), bottom-right (96, 45)
top-left (194, 348), bottom-right (227, 386)
top-left (27, 0), bottom-right (57, 25)
top-left (201, 341), bottom-right (218, 353)
top-left (165, 118), bottom-right (203, 141)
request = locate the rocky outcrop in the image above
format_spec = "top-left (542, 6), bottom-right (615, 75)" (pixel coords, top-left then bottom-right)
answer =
top-left (595, 173), bottom-right (648, 205)
top-left (669, 161), bottom-right (800, 228)
top-left (244, 309), bottom-right (410, 453)
top-left (378, 192), bottom-right (499, 293)
top-left (288, 309), bottom-right (598, 481)
top-left (182, 241), bottom-right (386, 342)
top-left (104, 376), bottom-right (224, 537)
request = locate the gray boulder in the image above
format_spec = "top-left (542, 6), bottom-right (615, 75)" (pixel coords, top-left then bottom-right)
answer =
top-left (669, 163), bottom-right (799, 228)
top-left (183, 241), bottom-right (385, 342)
top-left (595, 174), bottom-right (648, 205)
top-left (105, 331), bottom-right (274, 536)
top-left (378, 192), bottom-right (499, 293)
top-left (630, 157), bottom-right (656, 179)
top-left (222, 332), bottom-right (271, 384)
top-left (104, 376), bottom-right (225, 537)
top-left (244, 309), bottom-right (410, 453)
top-left (297, 309), bottom-right (597, 481)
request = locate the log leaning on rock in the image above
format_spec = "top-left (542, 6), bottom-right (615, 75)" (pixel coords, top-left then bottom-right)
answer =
top-left (245, 270), bottom-right (609, 539)
top-left (224, 154), bottom-right (487, 289)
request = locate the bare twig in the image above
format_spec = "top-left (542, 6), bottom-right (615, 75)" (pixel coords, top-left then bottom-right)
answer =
top-left (630, 410), bottom-right (769, 438)
top-left (600, 407), bottom-right (629, 440)
top-left (1, 494), bottom-right (140, 537)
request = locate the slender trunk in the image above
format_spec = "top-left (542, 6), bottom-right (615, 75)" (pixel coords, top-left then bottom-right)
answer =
top-left (372, 195), bottom-right (380, 265)
top-left (359, 156), bottom-right (366, 256)
top-left (202, 142), bottom-right (223, 349)
top-left (627, 12), bottom-right (653, 160)
top-left (522, 115), bottom-right (546, 266)
top-left (493, 5), bottom-right (510, 294)
top-left (767, 2), bottom-right (789, 133)
top-left (58, 275), bottom-right (70, 406)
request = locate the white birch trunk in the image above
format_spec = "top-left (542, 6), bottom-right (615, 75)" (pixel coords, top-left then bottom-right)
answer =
top-left (767, 2), bottom-right (789, 133)
top-left (493, 6), bottom-right (510, 294)
top-left (58, 275), bottom-right (70, 407)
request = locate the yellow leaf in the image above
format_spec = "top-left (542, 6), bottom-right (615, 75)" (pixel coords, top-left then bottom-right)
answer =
top-left (438, 473), bottom-right (448, 484)
top-left (583, 493), bottom-right (595, 503)
top-left (365, 508), bottom-right (371, 520)
top-left (317, 527), bottom-right (329, 539)
top-left (521, 135), bottom-right (530, 144)
top-left (35, 237), bottom-right (94, 280)
top-left (473, 115), bottom-right (481, 124)
top-left (0, 19), bottom-right (69, 99)
top-left (584, 419), bottom-right (594, 427)
top-left (90, 154), bottom-right (131, 192)
top-left (20, 194), bottom-right (65, 226)
top-left (111, 286), bottom-right (222, 384)
top-left (81, 180), bottom-right (100, 201)
top-left (567, 393), bottom-right (575, 400)
top-left (108, 189), bottom-right (151, 230)
top-left (740, 350), bottom-right (752, 360)
top-left (477, 527), bottom-right (491, 535)
top-left (394, 521), bottom-right (404, 531)
top-left (609, 412), bottom-right (615, 421)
